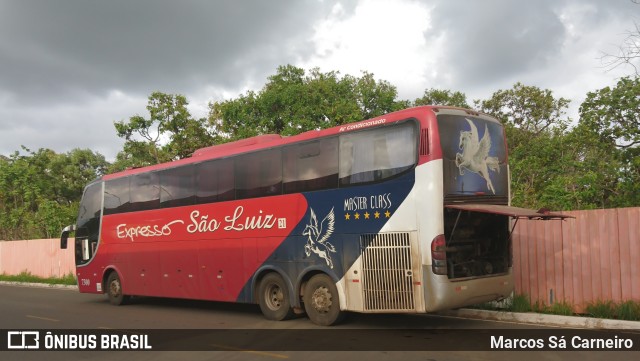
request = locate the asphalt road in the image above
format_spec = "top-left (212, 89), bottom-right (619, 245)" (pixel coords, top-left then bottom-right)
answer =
top-left (0, 284), bottom-right (637, 360)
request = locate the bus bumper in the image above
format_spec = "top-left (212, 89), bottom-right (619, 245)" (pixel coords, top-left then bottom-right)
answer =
top-left (422, 265), bottom-right (514, 312)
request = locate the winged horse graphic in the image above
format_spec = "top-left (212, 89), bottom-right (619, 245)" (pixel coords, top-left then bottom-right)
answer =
top-left (303, 207), bottom-right (337, 269)
top-left (455, 118), bottom-right (500, 194)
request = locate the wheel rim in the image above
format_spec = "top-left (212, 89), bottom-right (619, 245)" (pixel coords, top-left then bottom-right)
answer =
top-left (311, 286), bottom-right (332, 313)
top-left (264, 283), bottom-right (285, 311)
top-left (110, 279), bottom-right (121, 298)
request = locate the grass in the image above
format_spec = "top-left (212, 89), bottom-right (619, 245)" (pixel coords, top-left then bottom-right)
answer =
top-left (616, 300), bottom-right (640, 321)
top-left (586, 300), bottom-right (640, 321)
top-left (585, 300), bottom-right (616, 319)
top-left (510, 294), bottom-right (532, 312)
top-left (0, 271), bottom-right (77, 286)
top-left (547, 301), bottom-right (575, 316)
top-left (472, 294), bottom-right (640, 321)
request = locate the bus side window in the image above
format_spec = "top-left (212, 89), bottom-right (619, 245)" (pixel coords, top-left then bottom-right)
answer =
top-left (236, 149), bottom-right (282, 199)
top-left (104, 177), bottom-right (131, 215)
top-left (217, 159), bottom-right (235, 201)
top-left (130, 173), bottom-right (160, 212)
top-left (159, 165), bottom-right (195, 208)
top-left (196, 159), bottom-right (235, 204)
top-left (283, 138), bottom-right (338, 193)
top-left (339, 122), bottom-right (417, 186)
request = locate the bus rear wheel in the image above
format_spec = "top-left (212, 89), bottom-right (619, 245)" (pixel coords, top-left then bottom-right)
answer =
top-left (303, 274), bottom-right (345, 326)
top-left (258, 273), bottom-right (294, 321)
top-left (106, 272), bottom-right (129, 305)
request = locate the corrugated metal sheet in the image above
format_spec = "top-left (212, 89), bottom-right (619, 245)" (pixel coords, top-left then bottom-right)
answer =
top-left (513, 207), bottom-right (640, 313)
top-left (0, 238), bottom-right (75, 278)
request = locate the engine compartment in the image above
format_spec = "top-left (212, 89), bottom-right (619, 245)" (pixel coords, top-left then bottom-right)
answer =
top-left (442, 208), bottom-right (510, 279)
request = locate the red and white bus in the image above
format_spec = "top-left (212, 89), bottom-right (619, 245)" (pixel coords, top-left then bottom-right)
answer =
top-left (61, 106), bottom-right (566, 326)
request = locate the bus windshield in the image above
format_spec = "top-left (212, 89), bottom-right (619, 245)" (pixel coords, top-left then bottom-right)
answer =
top-left (75, 181), bottom-right (102, 265)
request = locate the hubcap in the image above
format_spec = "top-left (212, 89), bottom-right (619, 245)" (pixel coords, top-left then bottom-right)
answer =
top-left (311, 286), bottom-right (332, 313)
top-left (265, 284), bottom-right (284, 310)
top-left (110, 279), bottom-right (121, 298)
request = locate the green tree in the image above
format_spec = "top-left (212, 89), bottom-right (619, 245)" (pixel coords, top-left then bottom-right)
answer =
top-left (476, 83), bottom-right (573, 209)
top-left (577, 76), bottom-right (640, 207)
top-left (113, 92), bottom-right (216, 171)
top-left (579, 77), bottom-right (640, 150)
top-left (414, 88), bottom-right (470, 108)
top-left (210, 65), bottom-right (408, 141)
top-left (0, 148), bottom-right (107, 240)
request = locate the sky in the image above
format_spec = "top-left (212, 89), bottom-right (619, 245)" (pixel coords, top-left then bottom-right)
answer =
top-left (0, 0), bottom-right (637, 161)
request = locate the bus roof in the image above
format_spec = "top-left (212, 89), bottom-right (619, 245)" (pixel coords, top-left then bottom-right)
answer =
top-left (102, 105), bottom-right (490, 180)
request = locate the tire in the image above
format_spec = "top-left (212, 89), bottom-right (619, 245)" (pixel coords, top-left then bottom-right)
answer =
top-left (258, 273), bottom-right (294, 321)
top-left (303, 274), bottom-right (345, 326)
top-left (106, 272), bottom-right (129, 306)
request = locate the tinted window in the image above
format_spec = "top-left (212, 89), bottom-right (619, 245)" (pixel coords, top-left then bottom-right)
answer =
top-left (159, 165), bottom-right (195, 208)
top-left (76, 181), bottom-right (102, 265)
top-left (130, 173), bottom-right (160, 211)
top-left (236, 149), bottom-right (282, 199)
top-left (104, 177), bottom-right (130, 215)
top-left (217, 159), bottom-right (235, 201)
top-left (196, 159), bottom-right (235, 203)
top-left (437, 115), bottom-right (508, 198)
top-left (339, 122), bottom-right (417, 186)
top-left (76, 181), bottom-right (102, 241)
top-left (283, 138), bottom-right (338, 193)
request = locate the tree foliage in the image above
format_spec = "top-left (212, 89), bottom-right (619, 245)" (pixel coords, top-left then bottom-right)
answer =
top-left (209, 65), bottom-right (408, 141)
top-left (476, 79), bottom-right (640, 210)
top-left (476, 83), bottom-right (573, 209)
top-left (0, 148), bottom-right (107, 240)
top-left (414, 88), bottom-right (470, 108)
top-left (576, 76), bottom-right (640, 207)
top-left (112, 91), bottom-right (216, 171)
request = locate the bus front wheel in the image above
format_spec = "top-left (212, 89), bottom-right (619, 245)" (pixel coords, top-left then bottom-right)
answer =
top-left (106, 272), bottom-right (129, 306)
top-left (303, 274), bottom-right (345, 326)
top-left (258, 273), bottom-right (294, 321)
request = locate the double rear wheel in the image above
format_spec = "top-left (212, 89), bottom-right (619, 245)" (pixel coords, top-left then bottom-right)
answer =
top-left (258, 272), bottom-right (345, 326)
top-left (258, 273), bottom-right (295, 321)
top-left (303, 274), bottom-right (345, 326)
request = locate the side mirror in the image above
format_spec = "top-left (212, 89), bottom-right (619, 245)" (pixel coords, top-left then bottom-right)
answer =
top-left (60, 225), bottom-right (76, 249)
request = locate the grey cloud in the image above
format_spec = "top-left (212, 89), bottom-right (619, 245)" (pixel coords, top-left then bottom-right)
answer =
top-left (0, 0), bottom-right (335, 158)
top-left (0, 0), bottom-right (330, 104)
top-left (423, 0), bottom-right (638, 100)
top-left (428, 0), bottom-right (566, 85)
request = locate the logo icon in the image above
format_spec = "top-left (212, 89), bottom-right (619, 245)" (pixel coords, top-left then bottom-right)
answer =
top-left (303, 207), bottom-right (336, 268)
top-left (7, 331), bottom-right (39, 349)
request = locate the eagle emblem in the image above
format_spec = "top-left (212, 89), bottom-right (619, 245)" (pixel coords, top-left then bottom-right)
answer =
top-left (455, 118), bottom-right (500, 194)
top-left (303, 207), bottom-right (336, 269)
